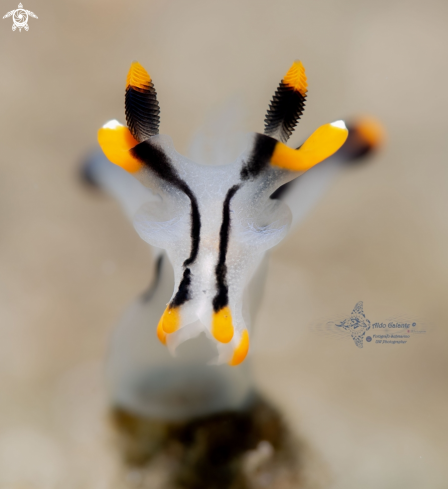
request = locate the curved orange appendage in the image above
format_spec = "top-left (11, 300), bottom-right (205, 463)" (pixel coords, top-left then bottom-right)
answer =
top-left (271, 121), bottom-right (349, 172)
top-left (212, 306), bottom-right (234, 344)
top-left (160, 306), bottom-right (180, 334)
top-left (97, 121), bottom-right (142, 173)
top-left (229, 330), bottom-right (250, 366)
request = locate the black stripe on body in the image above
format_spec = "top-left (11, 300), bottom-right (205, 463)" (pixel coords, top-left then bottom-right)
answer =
top-left (125, 83), bottom-right (160, 142)
top-left (131, 141), bottom-right (201, 267)
top-left (170, 268), bottom-right (192, 308)
top-left (240, 134), bottom-right (277, 181)
top-left (264, 81), bottom-right (306, 143)
top-left (131, 141), bottom-right (201, 307)
top-left (212, 185), bottom-right (241, 312)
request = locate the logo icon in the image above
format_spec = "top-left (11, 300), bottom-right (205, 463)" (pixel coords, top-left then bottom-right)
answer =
top-left (311, 302), bottom-right (427, 349)
top-left (335, 301), bottom-right (371, 348)
top-left (3, 3), bottom-right (37, 32)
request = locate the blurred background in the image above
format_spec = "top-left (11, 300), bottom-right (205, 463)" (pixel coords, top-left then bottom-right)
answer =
top-left (0, 0), bottom-right (447, 487)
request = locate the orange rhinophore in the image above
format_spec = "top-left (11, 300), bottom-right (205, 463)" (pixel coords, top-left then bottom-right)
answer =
top-left (125, 61), bottom-right (160, 142)
top-left (264, 60), bottom-right (308, 142)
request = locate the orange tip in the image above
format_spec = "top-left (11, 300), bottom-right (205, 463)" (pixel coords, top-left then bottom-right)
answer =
top-left (97, 120), bottom-right (142, 173)
top-left (212, 306), bottom-right (234, 344)
top-left (160, 306), bottom-right (180, 334)
top-left (283, 60), bottom-right (308, 96)
top-left (356, 116), bottom-right (386, 149)
top-left (126, 61), bottom-right (152, 90)
top-left (156, 317), bottom-right (167, 345)
top-left (229, 330), bottom-right (250, 366)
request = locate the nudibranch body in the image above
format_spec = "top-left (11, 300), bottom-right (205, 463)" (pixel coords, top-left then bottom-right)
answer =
top-left (97, 61), bottom-right (350, 365)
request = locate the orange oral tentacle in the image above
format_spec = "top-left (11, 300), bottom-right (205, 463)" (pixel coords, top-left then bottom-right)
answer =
top-left (160, 306), bottom-right (180, 334)
top-left (97, 122), bottom-right (142, 173)
top-left (212, 306), bottom-right (234, 344)
top-left (270, 121), bottom-right (349, 172)
top-left (229, 330), bottom-right (250, 366)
